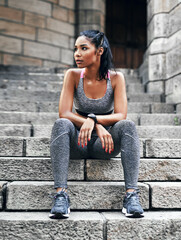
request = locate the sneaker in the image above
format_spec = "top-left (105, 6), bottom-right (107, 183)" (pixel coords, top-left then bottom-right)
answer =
top-left (122, 190), bottom-right (144, 218)
top-left (49, 190), bottom-right (70, 219)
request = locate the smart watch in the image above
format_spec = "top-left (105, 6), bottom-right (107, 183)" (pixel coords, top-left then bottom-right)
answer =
top-left (87, 113), bottom-right (97, 124)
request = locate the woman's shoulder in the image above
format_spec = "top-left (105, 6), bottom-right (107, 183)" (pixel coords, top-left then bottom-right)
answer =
top-left (63, 68), bottom-right (82, 87)
top-left (109, 70), bottom-right (125, 89)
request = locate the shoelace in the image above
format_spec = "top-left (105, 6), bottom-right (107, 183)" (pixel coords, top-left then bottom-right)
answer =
top-left (126, 191), bottom-right (140, 206)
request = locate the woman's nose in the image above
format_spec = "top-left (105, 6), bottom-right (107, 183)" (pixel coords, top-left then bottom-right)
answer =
top-left (75, 49), bottom-right (81, 57)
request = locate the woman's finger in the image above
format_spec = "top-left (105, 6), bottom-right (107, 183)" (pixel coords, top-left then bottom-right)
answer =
top-left (104, 135), bottom-right (108, 153)
top-left (108, 135), bottom-right (113, 154)
top-left (88, 129), bottom-right (92, 142)
top-left (84, 129), bottom-right (88, 146)
top-left (80, 130), bottom-right (85, 147)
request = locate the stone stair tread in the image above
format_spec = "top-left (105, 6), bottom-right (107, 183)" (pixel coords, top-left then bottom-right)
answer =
top-left (0, 157), bottom-right (180, 181)
top-left (0, 136), bottom-right (181, 158)
top-left (1, 211), bottom-right (180, 240)
top-left (0, 112), bottom-right (180, 126)
top-left (1, 124), bottom-right (181, 138)
top-left (0, 101), bottom-right (175, 113)
top-left (6, 181), bottom-right (149, 210)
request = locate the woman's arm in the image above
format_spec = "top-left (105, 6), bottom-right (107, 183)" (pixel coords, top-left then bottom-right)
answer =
top-left (95, 71), bottom-right (127, 126)
top-left (59, 69), bottom-right (87, 128)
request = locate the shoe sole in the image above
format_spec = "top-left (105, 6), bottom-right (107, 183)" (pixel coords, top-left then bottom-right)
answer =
top-left (49, 207), bottom-right (70, 219)
top-left (122, 207), bottom-right (144, 218)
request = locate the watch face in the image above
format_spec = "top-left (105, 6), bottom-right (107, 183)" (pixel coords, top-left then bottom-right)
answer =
top-left (88, 113), bottom-right (97, 123)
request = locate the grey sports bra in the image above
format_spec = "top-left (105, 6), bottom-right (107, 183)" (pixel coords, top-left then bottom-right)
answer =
top-left (73, 69), bottom-right (114, 116)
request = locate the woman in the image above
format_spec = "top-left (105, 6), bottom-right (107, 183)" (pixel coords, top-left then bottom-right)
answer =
top-left (49, 30), bottom-right (144, 219)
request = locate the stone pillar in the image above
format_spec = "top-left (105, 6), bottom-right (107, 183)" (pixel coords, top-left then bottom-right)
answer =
top-left (139, 0), bottom-right (181, 111)
top-left (76, 0), bottom-right (106, 35)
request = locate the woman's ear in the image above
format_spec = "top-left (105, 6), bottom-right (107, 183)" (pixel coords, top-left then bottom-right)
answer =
top-left (97, 47), bottom-right (104, 56)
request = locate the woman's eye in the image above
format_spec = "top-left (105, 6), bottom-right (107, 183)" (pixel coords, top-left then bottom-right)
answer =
top-left (82, 47), bottom-right (87, 50)
top-left (74, 48), bottom-right (77, 52)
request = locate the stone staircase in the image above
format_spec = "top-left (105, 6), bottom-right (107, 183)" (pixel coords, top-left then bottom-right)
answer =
top-left (0, 66), bottom-right (181, 239)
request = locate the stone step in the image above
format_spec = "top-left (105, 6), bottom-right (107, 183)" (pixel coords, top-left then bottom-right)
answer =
top-left (1, 211), bottom-right (180, 240)
top-left (0, 136), bottom-right (181, 158)
top-left (0, 65), bottom-right (63, 73)
top-left (0, 157), bottom-right (180, 182)
top-left (0, 181), bottom-right (6, 209)
top-left (0, 101), bottom-right (175, 113)
top-left (6, 181), bottom-right (149, 210)
top-left (0, 79), bottom-right (144, 93)
top-left (0, 88), bottom-right (161, 102)
top-left (1, 124), bottom-right (181, 138)
top-left (0, 112), bottom-right (180, 125)
top-left (103, 211), bottom-right (181, 239)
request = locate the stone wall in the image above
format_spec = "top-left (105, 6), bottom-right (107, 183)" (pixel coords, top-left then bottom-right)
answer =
top-left (0, 0), bottom-right (105, 68)
top-left (139, 0), bottom-right (181, 111)
top-left (0, 0), bottom-right (76, 68)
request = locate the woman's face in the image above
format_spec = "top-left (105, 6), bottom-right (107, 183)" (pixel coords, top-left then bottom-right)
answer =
top-left (74, 36), bottom-right (99, 68)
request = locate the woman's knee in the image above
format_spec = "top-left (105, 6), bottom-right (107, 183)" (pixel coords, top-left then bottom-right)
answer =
top-left (54, 118), bottom-right (74, 129)
top-left (115, 119), bottom-right (136, 130)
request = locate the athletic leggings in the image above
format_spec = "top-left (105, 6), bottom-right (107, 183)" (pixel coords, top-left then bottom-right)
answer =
top-left (50, 118), bottom-right (140, 191)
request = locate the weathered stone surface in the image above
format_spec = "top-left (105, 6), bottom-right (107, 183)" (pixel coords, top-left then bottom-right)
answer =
top-left (3, 54), bottom-right (42, 66)
top-left (0, 157), bottom-right (84, 181)
top-left (47, 18), bottom-right (74, 36)
top-left (0, 101), bottom-right (37, 112)
top-left (26, 137), bottom-right (50, 156)
top-left (52, 5), bottom-right (68, 21)
top-left (146, 80), bottom-right (164, 94)
top-left (104, 211), bottom-right (181, 240)
top-left (38, 29), bottom-right (69, 48)
top-left (166, 47), bottom-right (181, 80)
top-left (147, 13), bottom-right (168, 44)
top-left (6, 181), bottom-right (149, 210)
top-left (8, 0), bottom-right (51, 16)
top-left (140, 114), bottom-right (181, 126)
top-left (177, 103), bottom-right (181, 113)
top-left (0, 35), bottom-right (22, 54)
top-left (0, 137), bottom-right (23, 156)
top-left (86, 158), bottom-right (181, 181)
top-left (137, 126), bottom-right (181, 139)
top-left (0, 181), bottom-right (6, 209)
top-left (146, 139), bottom-right (181, 158)
top-left (58, 0), bottom-right (75, 9)
top-left (61, 48), bottom-right (74, 65)
top-left (148, 182), bottom-right (181, 208)
top-left (128, 103), bottom-right (150, 113)
top-left (149, 38), bottom-right (167, 55)
top-left (151, 103), bottom-right (174, 113)
top-left (0, 6), bottom-right (22, 22)
top-left (24, 41), bottom-right (60, 61)
top-left (126, 83), bottom-right (144, 94)
top-left (0, 112), bottom-right (58, 124)
top-left (148, 54), bottom-right (166, 81)
top-left (147, 0), bottom-right (170, 23)
top-left (0, 20), bottom-right (36, 40)
top-left (78, 0), bottom-right (105, 12)
top-left (128, 93), bottom-right (161, 102)
top-left (0, 212), bottom-right (103, 240)
top-left (33, 125), bottom-right (52, 137)
top-left (24, 12), bottom-right (45, 28)
top-left (168, 4), bottom-right (181, 36)
top-left (0, 124), bottom-right (30, 137)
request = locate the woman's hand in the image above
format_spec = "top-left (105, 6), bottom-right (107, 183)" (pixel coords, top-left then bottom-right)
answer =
top-left (95, 124), bottom-right (114, 154)
top-left (78, 118), bottom-right (95, 147)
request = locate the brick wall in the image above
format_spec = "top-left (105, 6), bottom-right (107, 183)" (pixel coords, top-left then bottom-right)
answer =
top-left (0, 0), bottom-right (76, 67)
top-left (139, 0), bottom-right (181, 110)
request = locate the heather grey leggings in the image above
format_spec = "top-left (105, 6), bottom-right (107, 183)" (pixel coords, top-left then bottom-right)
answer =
top-left (50, 118), bottom-right (140, 191)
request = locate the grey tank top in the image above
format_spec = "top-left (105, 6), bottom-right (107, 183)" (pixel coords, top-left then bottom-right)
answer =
top-left (74, 69), bottom-right (114, 115)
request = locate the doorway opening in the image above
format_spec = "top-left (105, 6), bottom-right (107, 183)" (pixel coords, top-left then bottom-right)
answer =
top-left (106, 0), bottom-right (147, 69)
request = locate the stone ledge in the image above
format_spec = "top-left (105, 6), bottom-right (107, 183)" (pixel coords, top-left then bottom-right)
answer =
top-left (6, 181), bottom-right (149, 210)
top-left (104, 211), bottom-right (181, 240)
top-left (0, 181), bottom-right (7, 209)
top-left (147, 182), bottom-right (181, 208)
top-left (0, 211), bottom-right (104, 240)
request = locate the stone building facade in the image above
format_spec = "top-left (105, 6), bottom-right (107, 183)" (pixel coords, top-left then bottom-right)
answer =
top-left (0, 0), bottom-right (180, 109)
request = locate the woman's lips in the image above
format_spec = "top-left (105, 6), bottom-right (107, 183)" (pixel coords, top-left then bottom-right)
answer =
top-left (76, 60), bottom-right (83, 64)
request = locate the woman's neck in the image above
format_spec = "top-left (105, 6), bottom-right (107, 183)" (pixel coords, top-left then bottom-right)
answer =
top-left (84, 64), bottom-right (100, 81)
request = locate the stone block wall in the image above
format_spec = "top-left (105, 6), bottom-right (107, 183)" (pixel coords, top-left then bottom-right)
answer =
top-left (139, 0), bottom-right (181, 111)
top-left (0, 0), bottom-right (76, 68)
top-left (0, 0), bottom-right (106, 68)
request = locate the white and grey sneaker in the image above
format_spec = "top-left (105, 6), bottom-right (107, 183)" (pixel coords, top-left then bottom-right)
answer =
top-left (49, 190), bottom-right (70, 219)
top-left (122, 190), bottom-right (144, 218)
